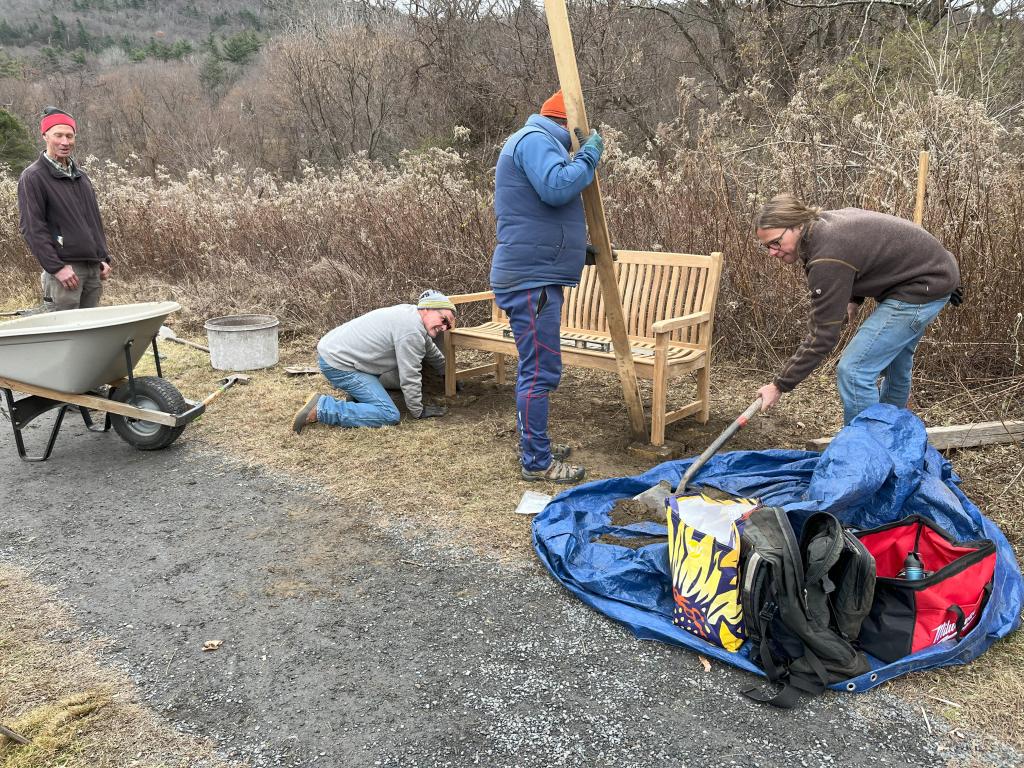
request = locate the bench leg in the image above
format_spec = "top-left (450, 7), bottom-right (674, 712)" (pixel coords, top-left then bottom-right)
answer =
top-left (495, 353), bottom-right (507, 385)
top-left (444, 333), bottom-right (457, 397)
top-left (651, 377), bottom-right (667, 447)
top-left (696, 364), bottom-right (711, 424)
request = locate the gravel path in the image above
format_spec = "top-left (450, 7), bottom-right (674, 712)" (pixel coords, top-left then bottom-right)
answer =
top-left (1, 415), bottom-right (1018, 767)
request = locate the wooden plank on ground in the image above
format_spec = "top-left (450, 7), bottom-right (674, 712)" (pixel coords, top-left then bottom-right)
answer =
top-left (544, 0), bottom-right (647, 442)
top-left (806, 421), bottom-right (1024, 452)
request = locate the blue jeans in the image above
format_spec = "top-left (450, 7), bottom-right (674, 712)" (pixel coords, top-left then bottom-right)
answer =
top-left (316, 356), bottom-right (400, 428)
top-left (495, 285), bottom-right (564, 471)
top-left (836, 297), bottom-right (949, 425)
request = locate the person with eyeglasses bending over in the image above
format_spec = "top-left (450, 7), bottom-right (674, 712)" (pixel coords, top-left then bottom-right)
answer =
top-left (292, 290), bottom-right (456, 433)
top-left (753, 193), bottom-right (961, 425)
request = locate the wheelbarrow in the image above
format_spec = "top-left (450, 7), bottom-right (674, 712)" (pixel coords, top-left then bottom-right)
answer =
top-left (0, 302), bottom-right (245, 461)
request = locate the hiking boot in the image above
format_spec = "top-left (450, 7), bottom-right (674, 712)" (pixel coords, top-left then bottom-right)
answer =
top-left (522, 459), bottom-right (586, 484)
top-left (518, 442), bottom-right (572, 462)
top-left (292, 394), bottom-right (320, 435)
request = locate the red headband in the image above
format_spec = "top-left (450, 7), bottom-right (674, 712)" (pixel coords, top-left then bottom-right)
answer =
top-left (40, 113), bottom-right (76, 135)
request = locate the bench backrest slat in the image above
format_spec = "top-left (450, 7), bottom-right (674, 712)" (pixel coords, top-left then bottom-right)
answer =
top-left (494, 250), bottom-right (723, 344)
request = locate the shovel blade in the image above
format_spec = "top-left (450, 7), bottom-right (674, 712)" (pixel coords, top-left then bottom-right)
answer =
top-left (631, 479), bottom-right (673, 515)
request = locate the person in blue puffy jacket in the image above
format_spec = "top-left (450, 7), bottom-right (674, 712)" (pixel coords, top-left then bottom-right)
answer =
top-left (490, 90), bottom-right (604, 484)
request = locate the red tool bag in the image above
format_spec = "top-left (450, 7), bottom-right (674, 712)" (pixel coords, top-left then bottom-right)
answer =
top-left (854, 515), bottom-right (996, 663)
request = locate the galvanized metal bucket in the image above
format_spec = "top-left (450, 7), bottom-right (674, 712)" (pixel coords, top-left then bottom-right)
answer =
top-left (204, 314), bottom-right (279, 371)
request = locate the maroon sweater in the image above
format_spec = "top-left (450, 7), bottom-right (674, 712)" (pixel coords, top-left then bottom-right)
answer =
top-left (17, 154), bottom-right (110, 274)
top-left (774, 209), bottom-right (960, 393)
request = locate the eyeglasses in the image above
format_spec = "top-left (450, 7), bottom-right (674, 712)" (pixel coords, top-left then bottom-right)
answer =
top-left (758, 227), bottom-right (790, 253)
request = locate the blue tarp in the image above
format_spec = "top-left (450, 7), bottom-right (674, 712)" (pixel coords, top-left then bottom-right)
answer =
top-left (532, 405), bottom-right (1024, 692)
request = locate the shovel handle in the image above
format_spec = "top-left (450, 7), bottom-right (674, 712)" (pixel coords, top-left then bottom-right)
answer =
top-left (673, 397), bottom-right (763, 495)
top-left (200, 381), bottom-right (237, 408)
top-left (167, 337), bottom-right (210, 353)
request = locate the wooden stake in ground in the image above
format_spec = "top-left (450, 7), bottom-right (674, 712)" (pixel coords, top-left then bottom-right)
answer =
top-left (914, 150), bottom-right (929, 226)
top-left (543, 0), bottom-right (648, 442)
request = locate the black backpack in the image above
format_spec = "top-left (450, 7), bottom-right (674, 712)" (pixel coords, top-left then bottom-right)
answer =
top-left (740, 507), bottom-right (876, 708)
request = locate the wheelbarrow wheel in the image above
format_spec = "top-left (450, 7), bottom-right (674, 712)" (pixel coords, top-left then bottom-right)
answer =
top-left (110, 376), bottom-right (188, 450)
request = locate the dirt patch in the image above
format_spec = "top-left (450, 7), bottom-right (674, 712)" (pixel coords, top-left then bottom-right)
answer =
top-left (609, 497), bottom-right (666, 527)
top-left (595, 532), bottom-right (667, 549)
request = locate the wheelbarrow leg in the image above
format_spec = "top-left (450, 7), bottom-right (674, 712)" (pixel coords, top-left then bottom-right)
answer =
top-left (2, 387), bottom-right (71, 462)
top-left (79, 385), bottom-right (113, 433)
top-left (79, 405), bottom-right (111, 433)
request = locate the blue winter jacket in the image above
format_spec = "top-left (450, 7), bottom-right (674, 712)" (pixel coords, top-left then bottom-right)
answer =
top-left (489, 115), bottom-right (600, 292)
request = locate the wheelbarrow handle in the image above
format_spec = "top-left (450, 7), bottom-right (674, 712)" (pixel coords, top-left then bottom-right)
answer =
top-left (672, 397), bottom-right (763, 495)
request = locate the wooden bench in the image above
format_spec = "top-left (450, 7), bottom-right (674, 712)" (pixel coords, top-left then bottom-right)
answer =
top-left (442, 249), bottom-right (724, 445)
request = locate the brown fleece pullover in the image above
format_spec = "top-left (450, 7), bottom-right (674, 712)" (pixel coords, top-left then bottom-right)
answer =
top-left (774, 208), bottom-right (960, 393)
top-left (17, 154), bottom-right (110, 275)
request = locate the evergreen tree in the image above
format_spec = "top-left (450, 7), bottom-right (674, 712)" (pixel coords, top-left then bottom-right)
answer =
top-left (221, 30), bottom-right (261, 65)
top-left (75, 19), bottom-right (92, 51)
top-left (50, 15), bottom-right (68, 49)
top-left (0, 109), bottom-right (38, 176)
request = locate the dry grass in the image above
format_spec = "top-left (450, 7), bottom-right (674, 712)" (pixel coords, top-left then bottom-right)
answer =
top-left (0, 567), bottom-right (239, 768)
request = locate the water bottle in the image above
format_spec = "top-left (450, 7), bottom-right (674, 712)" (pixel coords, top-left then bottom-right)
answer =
top-left (902, 551), bottom-right (925, 580)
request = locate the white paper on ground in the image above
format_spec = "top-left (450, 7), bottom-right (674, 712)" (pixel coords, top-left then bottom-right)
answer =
top-left (514, 490), bottom-right (552, 515)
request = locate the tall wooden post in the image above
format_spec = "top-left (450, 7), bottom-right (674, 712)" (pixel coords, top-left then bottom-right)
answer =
top-left (544, 0), bottom-right (648, 442)
top-left (914, 150), bottom-right (929, 226)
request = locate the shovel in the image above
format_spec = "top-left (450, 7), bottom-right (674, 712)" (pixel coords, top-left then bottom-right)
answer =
top-left (199, 373), bottom-right (250, 407)
top-left (633, 397), bottom-right (763, 513)
top-left (158, 325), bottom-right (210, 353)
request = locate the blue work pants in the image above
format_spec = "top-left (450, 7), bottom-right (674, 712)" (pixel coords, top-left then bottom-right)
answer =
top-left (495, 286), bottom-right (564, 471)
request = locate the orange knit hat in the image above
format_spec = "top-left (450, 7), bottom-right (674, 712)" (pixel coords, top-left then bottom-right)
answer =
top-left (539, 90), bottom-right (567, 120)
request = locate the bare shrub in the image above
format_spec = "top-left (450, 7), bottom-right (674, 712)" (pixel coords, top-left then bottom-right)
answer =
top-left (258, 19), bottom-right (422, 168)
top-left (0, 146), bottom-right (495, 334)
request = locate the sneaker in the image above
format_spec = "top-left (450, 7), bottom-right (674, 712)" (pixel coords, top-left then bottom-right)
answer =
top-left (522, 459), bottom-right (586, 484)
top-left (518, 442), bottom-right (572, 462)
top-left (292, 394), bottom-right (320, 435)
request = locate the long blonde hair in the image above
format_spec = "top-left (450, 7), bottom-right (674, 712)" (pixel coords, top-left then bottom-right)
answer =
top-left (755, 194), bottom-right (822, 230)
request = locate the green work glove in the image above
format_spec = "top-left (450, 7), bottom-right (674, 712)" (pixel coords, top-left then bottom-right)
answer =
top-left (573, 127), bottom-right (604, 158)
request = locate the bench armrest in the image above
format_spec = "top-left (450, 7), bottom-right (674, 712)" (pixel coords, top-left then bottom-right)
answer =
top-left (448, 290), bottom-right (496, 305)
top-left (651, 311), bottom-right (711, 335)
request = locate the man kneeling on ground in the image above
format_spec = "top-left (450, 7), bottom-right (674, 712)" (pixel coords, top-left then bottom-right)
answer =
top-left (292, 290), bottom-right (455, 433)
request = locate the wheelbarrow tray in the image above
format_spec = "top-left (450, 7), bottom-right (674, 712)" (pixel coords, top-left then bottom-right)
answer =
top-left (0, 302), bottom-right (180, 394)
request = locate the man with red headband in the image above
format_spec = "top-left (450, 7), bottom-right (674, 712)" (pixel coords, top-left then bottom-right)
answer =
top-left (17, 107), bottom-right (112, 311)
top-left (490, 90), bottom-right (604, 484)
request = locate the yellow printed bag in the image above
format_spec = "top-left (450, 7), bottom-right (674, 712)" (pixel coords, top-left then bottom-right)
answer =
top-left (666, 494), bottom-right (758, 652)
